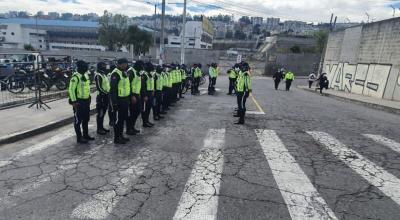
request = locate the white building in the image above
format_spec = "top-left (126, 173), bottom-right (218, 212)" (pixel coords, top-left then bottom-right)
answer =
top-left (0, 23), bottom-right (47, 50)
top-left (266, 17), bottom-right (280, 30)
top-left (167, 21), bottom-right (213, 49)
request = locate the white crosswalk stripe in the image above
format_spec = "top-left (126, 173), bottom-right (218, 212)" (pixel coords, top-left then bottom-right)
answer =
top-left (255, 129), bottom-right (337, 220)
top-left (173, 129), bottom-right (225, 220)
top-left (308, 131), bottom-right (400, 206)
top-left (363, 134), bottom-right (400, 154)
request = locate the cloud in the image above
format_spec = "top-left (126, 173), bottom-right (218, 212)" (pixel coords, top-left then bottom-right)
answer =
top-left (0, 0), bottom-right (398, 23)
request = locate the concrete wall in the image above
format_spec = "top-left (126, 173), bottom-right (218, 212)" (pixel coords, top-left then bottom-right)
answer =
top-left (164, 47), bottom-right (220, 67)
top-left (322, 18), bottom-right (400, 101)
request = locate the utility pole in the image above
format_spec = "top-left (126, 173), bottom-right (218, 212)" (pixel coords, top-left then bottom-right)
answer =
top-left (154, 4), bottom-right (157, 45)
top-left (391, 5), bottom-right (395, 18)
top-left (160, 0), bottom-right (166, 65)
top-left (180, 0), bottom-right (187, 65)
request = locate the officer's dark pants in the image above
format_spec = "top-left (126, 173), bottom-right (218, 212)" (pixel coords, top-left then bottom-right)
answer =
top-left (228, 78), bottom-right (236, 94)
top-left (274, 80), bottom-right (281, 90)
top-left (236, 92), bottom-right (249, 123)
top-left (191, 78), bottom-right (198, 94)
top-left (96, 94), bottom-right (108, 131)
top-left (128, 94), bottom-right (141, 131)
top-left (114, 97), bottom-right (129, 140)
top-left (108, 102), bottom-right (116, 127)
top-left (154, 91), bottom-right (162, 117)
top-left (178, 82), bottom-right (183, 98)
top-left (286, 80), bottom-right (293, 91)
top-left (162, 88), bottom-right (168, 110)
top-left (74, 99), bottom-right (91, 140)
top-left (195, 78), bottom-right (200, 93)
top-left (308, 81), bottom-right (313, 88)
top-left (142, 93), bottom-right (152, 124)
top-left (208, 77), bottom-right (216, 94)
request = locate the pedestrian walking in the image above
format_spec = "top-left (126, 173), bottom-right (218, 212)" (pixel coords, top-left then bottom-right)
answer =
top-left (68, 60), bottom-right (94, 144)
top-left (285, 71), bottom-right (295, 91)
top-left (109, 58), bottom-right (131, 144)
top-left (317, 73), bottom-right (329, 94)
top-left (273, 68), bottom-right (284, 90)
top-left (308, 72), bottom-right (316, 89)
top-left (94, 62), bottom-right (110, 135)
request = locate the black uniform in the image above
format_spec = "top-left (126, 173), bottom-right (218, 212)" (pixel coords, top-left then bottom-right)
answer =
top-left (273, 71), bottom-right (283, 90)
top-left (127, 68), bottom-right (142, 134)
top-left (95, 70), bottom-right (109, 134)
top-left (110, 68), bottom-right (130, 143)
top-left (141, 71), bottom-right (154, 127)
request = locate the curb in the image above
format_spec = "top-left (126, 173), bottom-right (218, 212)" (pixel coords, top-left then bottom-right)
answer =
top-left (0, 108), bottom-right (96, 146)
top-left (299, 86), bottom-right (400, 115)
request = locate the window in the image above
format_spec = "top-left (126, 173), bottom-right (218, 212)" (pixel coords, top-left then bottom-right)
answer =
top-left (2, 32), bottom-right (5, 35)
top-left (11, 32), bottom-right (14, 36)
top-left (39, 45), bottom-right (42, 48)
top-left (39, 40), bottom-right (42, 42)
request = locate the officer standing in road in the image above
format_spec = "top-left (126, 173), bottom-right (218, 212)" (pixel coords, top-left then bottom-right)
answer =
top-left (285, 70), bottom-right (295, 91)
top-left (192, 63), bottom-right (202, 95)
top-left (141, 62), bottom-right (155, 128)
top-left (273, 68), bottom-right (284, 90)
top-left (94, 62), bottom-right (110, 135)
top-left (126, 60), bottom-right (143, 135)
top-left (68, 60), bottom-right (94, 144)
top-left (234, 62), bottom-right (252, 125)
top-left (179, 64), bottom-right (187, 99)
top-left (162, 65), bottom-right (171, 111)
top-left (227, 64), bottom-right (238, 95)
top-left (109, 58), bottom-right (130, 144)
top-left (153, 65), bottom-right (165, 121)
top-left (208, 63), bottom-right (218, 95)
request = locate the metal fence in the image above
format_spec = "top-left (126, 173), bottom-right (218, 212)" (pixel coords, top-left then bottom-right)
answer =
top-left (0, 52), bottom-right (107, 109)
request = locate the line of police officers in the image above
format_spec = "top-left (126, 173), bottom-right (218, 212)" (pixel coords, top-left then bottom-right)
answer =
top-left (68, 58), bottom-right (190, 144)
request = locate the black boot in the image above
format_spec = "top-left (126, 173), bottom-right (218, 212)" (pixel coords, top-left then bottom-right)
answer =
top-left (77, 137), bottom-right (89, 144)
top-left (83, 135), bottom-right (95, 141)
top-left (97, 129), bottom-right (107, 135)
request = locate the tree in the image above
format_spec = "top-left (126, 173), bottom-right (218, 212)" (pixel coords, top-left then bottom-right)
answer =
top-left (314, 30), bottom-right (329, 53)
top-left (234, 30), bottom-right (246, 40)
top-left (23, 44), bottom-right (35, 51)
top-left (253, 24), bottom-right (261, 35)
top-left (98, 11), bottom-right (128, 51)
top-left (290, 45), bottom-right (301, 53)
top-left (126, 25), bottom-right (153, 56)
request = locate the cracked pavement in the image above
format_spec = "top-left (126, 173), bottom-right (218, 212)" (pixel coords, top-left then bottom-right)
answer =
top-left (0, 76), bottom-right (400, 220)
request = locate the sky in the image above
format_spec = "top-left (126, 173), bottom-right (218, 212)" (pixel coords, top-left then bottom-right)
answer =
top-left (0, 0), bottom-right (400, 23)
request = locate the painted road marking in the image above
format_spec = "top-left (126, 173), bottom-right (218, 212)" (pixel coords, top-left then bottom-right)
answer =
top-left (255, 129), bottom-right (337, 220)
top-left (250, 94), bottom-right (265, 114)
top-left (246, 110), bottom-right (266, 115)
top-left (364, 134), bottom-right (400, 154)
top-left (173, 129), bottom-right (225, 220)
top-left (308, 131), bottom-right (400, 206)
top-left (0, 126), bottom-right (95, 169)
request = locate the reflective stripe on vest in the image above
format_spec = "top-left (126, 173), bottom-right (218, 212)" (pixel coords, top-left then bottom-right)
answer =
top-left (145, 72), bottom-right (155, 91)
top-left (95, 72), bottom-right (110, 94)
top-left (73, 72), bottom-right (90, 99)
top-left (156, 73), bottom-right (163, 91)
top-left (131, 69), bottom-right (141, 95)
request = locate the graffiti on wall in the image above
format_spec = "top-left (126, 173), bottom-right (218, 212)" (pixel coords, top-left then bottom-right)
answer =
top-left (323, 62), bottom-right (392, 98)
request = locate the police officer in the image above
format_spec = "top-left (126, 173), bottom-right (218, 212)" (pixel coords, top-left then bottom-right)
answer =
top-left (126, 60), bottom-right (143, 135)
top-left (192, 64), bottom-right (202, 95)
top-left (110, 58), bottom-right (130, 144)
top-left (107, 64), bottom-right (117, 127)
top-left (162, 65), bottom-right (170, 111)
top-left (285, 70), bottom-right (295, 91)
top-left (208, 63), bottom-right (218, 95)
top-left (227, 64), bottom-right (238, 95)
top-left (179, 64), bottom-right (187, 99)
top-left (168, 66), bottom-right (176, 106)
top-left (141, 62), bottom-right (155, 128)
top-left (94, 62), bottom-right (110, 135)
top-left (235, 62), bottom-right (252, 125)
top-left (153, 65), bottom-right (165, 121)
top-left (68, 60), bottom-right (94, 143)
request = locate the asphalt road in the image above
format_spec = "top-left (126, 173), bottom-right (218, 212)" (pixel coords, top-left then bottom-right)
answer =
top-left (0, 76), bottom-right (399, 220)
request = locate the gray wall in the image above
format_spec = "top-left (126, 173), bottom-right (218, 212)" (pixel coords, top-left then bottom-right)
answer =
top-left (164, 48), bottom-right (221, 67)
top-left (322, 18), bottom-right (400, 101)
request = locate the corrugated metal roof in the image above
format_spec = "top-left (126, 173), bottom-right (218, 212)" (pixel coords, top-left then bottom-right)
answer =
top-left (0, 18), bottom-right (155, 32)
top-left (0, 18), bottom-right (99, 28)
